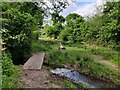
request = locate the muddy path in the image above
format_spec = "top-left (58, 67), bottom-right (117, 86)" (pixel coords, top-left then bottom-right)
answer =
top-left (21, 66), bottom-right (62, 88)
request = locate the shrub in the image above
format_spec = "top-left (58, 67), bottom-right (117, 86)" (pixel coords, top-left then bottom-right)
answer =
top-left (2, 51), bottom-right (15, 76)
top-left (31, 40), bottom-right (52, 53)
top-left (2, 8), bottom-right (36, 64)
top-left (33, 31), bottom-right (40, 41)
top-left (2, 51), bottom-right (21, 88)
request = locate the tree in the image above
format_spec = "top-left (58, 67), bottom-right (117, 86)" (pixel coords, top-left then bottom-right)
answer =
top-left (42, 0), bottom-right (69, 39)
top-left (51, 13), bottom-right (65, 25)
top-left (1, 1), bottom-right (70, 64)
top-left (2, 7), bottom-right (36, 64)
top-left (45, 13), bottom-right (65, 39)
top-left (45, 25), bottom-right (54, 38)
top-left (46, 23), bottom-right (64, 39)
top-left (102, 2), bottom-right (120, 43)
top-left (60, 13), bottom-right (84, 43)
top-left (18, 2), bottom-right (44, 28)
top-left (83, 14), bottom-right (103, 42)
top-left (81, 2), bottom-right (120, 50)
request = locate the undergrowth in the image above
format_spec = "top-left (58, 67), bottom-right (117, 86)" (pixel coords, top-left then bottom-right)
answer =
top-left (2, 51), bottom-right (22, 88)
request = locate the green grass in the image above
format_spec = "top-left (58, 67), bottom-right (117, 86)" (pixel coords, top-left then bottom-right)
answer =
top-left (65, 44), bottom-right (119, 66)
top-left (77, 82), bottom-right (90, 88)
top-left (31, 39), bottom-right (119, 84)
top-left (89, 47), bottom-right (119, 66)
top-left (62, 80), bottom-right (77, 88)
top-left (0, 64), bottom-right (2, 88)
top-left (45, 50), bottom-right (119, 84)
top-left (2, 65), bottom-right (22, 88)
top-left (31, 39), bottom-right (61, 53)
top-left (31, 40), bottom-right (53, 53)
top-left (49, 76), bottom-right (77, 88)
top-left (88, 62), bottom-right (119, 83)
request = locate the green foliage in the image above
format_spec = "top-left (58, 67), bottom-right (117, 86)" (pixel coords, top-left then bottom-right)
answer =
top-left (19, 2), bottom-right (44, 27)
top-left (62, 80), bottom-right (77, 88)
top-left (59, 13), bottom-right (84, 43)
top-left (44, 46), bottom-right (119, 84)
top-left (66, 13), bottom-right (84, 26)
top-left (57, 2), bottom-right (120, 50)
top-left (89, 62), bottom-right (118, 83)
top-left (45, 50), bottom-right (69, 65)
top-left (2, 52), bottom-right (15, 76)
top-left (59, 29), bottom-right (69, 41)
top-left (31, 40), bottom-right (52, 53)
top-left (52, 13), bottom-right (65, 25)
top-left (3, 11), bottom-right (32, 63)
top-left (109, 52), bottom-right (120, 66)
top-left (1, 6), bottom-right (37, 64)
top-left (2, 73), bottom-right (21, 88)
top-left (46, 25), bottom-right (54, 38)
top-left (33, 31), bottom-right (40, 41)
top-left (46, 13), bottom-right (65, 39)
top-left (44, 2), bottom-right (120, 50)
top-left (85, 2), bottom-right (120, 49)
top-left (2, 52), bottom-right (21, 88)
top-left (46, 23), bottom-right (64, 39)
top-left (83, 15), bottom-right (103, 42)
top-left (89, 47), bottom-right (119, 66)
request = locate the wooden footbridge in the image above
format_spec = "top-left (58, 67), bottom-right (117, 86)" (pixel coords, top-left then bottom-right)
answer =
top-left (23, 52), bottom-right (45, 70)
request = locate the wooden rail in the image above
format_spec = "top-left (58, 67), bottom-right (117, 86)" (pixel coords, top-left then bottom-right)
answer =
top-left (0, 39), bottom-right (6, 51)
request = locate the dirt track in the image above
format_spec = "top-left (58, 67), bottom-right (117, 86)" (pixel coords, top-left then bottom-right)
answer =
top-left (91, 55), bottom-right (118, 71)
top-left (21, 66), bottom-right (62, 88)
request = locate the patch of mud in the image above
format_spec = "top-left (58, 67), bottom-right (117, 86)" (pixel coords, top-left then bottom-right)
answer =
top-left (21, 66), bottom-right (62, 88)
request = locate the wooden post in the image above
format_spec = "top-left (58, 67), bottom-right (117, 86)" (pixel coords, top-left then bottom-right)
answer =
top-left (0, 39), bottom-right (6, 51)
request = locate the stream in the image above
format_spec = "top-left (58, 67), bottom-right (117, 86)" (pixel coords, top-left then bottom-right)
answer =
top-left (51, 68), bottom-right (117, 88)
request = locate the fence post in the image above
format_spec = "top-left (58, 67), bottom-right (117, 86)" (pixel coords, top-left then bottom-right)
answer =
top-left (0, 39), bottom-right (6, 51)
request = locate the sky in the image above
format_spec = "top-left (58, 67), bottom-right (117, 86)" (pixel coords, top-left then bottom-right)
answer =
top-left (60, 0), bottom-right (106, 17)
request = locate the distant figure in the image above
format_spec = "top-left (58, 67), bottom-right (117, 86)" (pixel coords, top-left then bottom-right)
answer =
top-left (59, 43), bottom-right (65, 49)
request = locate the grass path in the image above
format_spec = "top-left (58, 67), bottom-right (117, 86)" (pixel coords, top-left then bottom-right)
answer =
top-left (65, 45), bottom-right (118, 71)
top-left (91, 55), bottom-right (118, 71)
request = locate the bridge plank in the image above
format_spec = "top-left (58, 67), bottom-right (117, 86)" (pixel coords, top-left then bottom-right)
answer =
top-left (23, 52), bottom-right (45, 70)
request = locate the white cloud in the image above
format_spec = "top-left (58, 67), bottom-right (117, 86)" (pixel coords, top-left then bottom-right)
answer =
top-left (60, 2), bottom-right (78, 17)
top-left (74, 3), bottom-right (96, 17)
top-left (74, 0), bottom-right (105, 17)
top-left (60, 0), bottom-right (106, 17)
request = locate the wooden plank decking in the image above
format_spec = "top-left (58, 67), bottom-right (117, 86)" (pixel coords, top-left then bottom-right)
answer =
top-left (23, 52), bottom-right (45, 70)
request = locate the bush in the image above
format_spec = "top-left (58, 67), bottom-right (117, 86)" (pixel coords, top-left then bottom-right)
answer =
top-left (31, 40), bottom-right (52, 53)
top-left (2, 8), bottom-right (36, 64)
top-left (33, 31), bottom-right (40, 41)
top-left (2, 51), bottom-right (22, 88)
top-left (2, 51), bottom-right (15, 76)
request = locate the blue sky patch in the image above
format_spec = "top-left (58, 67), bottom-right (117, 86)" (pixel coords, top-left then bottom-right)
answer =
top-left (75, 2), bottom-right (94, 7)
top-left (75, 0), bottom-right (96, 2)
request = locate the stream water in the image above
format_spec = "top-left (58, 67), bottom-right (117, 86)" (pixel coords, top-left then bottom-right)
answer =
top-left (51, 68), bottom-right (117, 88)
